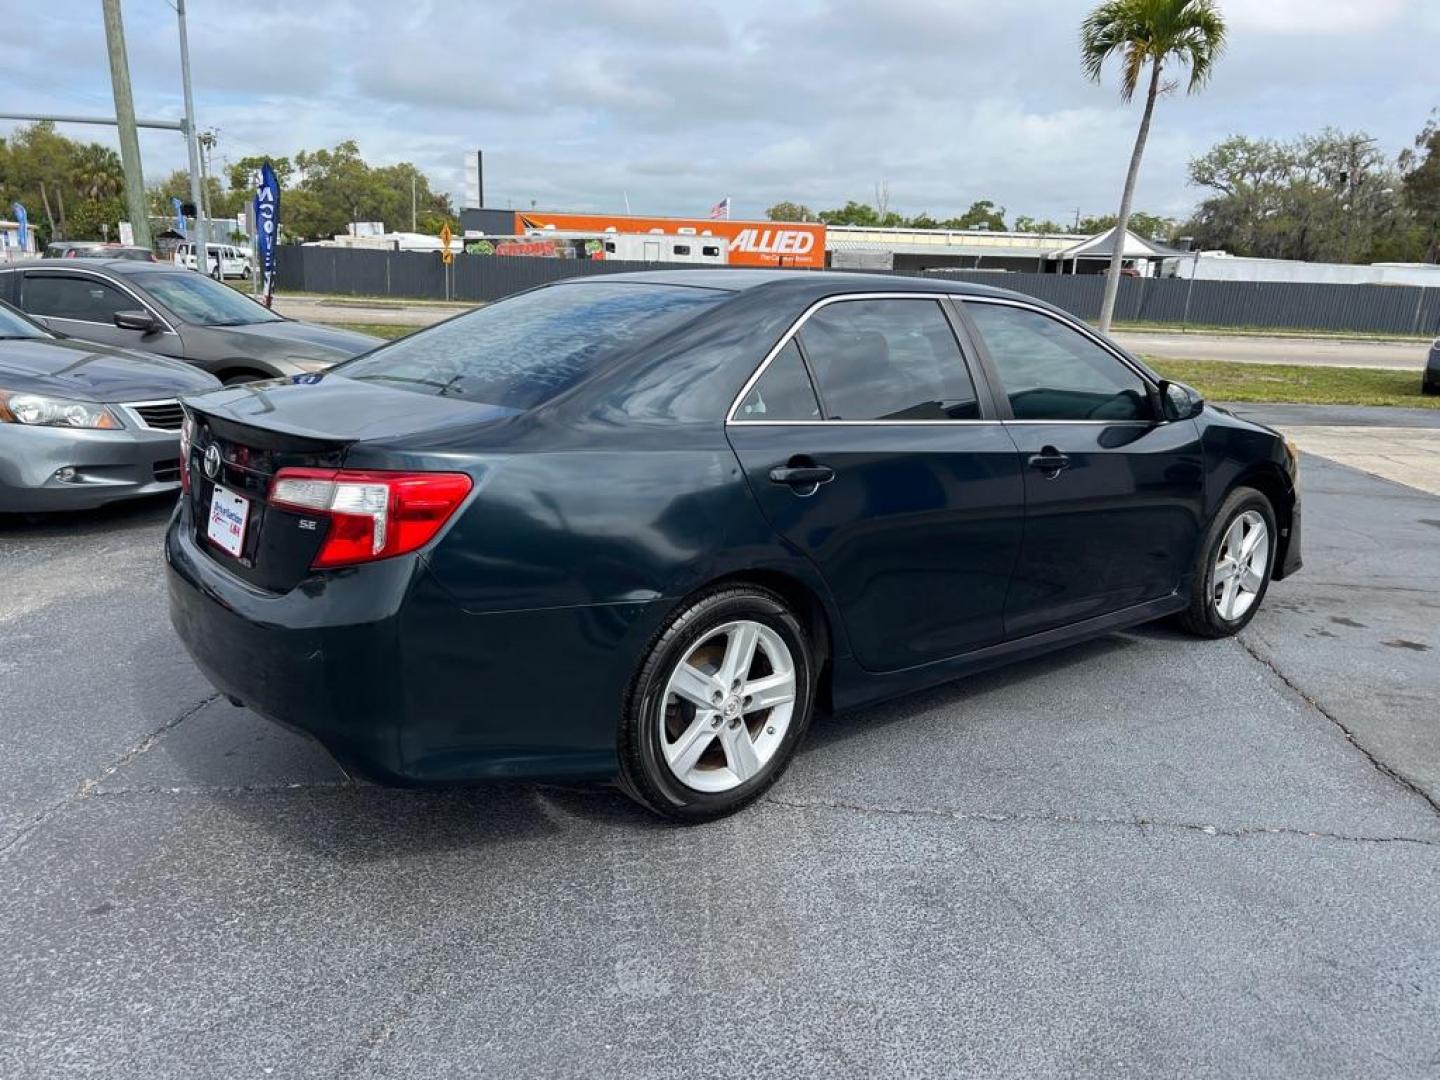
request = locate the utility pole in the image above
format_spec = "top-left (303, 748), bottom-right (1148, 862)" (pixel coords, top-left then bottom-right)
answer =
top-left (411, 172), bottom-right (417, 231)
top-left (175, 0), bottom-right (208, 274)
top-left (101, 0), bottom-right (151, 248)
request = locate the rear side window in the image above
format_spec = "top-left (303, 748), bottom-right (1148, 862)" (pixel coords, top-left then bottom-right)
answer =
top-left (736, 340), bottom-right (820, 421)
top-left (965, 302), bottom-right (1152, 421)
top-left (23, 274), bottom-right (130, 323)
top-left (799, 298), bottom-right (980, 421)
top-left (337, 282), bottom-right (726, 411)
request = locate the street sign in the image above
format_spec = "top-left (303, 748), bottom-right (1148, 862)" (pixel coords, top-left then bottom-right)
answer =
top-left (440, 223), bottom-right (454, 265)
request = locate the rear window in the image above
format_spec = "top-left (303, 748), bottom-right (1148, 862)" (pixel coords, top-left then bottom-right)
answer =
top-left (336, 282), bottom-right (726, 411)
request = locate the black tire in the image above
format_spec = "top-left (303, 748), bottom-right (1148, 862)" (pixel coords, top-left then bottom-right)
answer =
top-left (221, 372), bottom-right (266, 386)
top-left (1174, 486), bottom-right (1278, 638)
top-left (618, 585), bottom-right (816, 822)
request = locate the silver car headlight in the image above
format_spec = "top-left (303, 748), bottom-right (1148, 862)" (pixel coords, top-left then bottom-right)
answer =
top-left (0, 389), bottom-right (123, 430)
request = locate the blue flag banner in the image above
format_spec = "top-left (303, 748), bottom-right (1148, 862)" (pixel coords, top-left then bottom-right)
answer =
top-left (10, 203), bottom-right (27, 252)
top-left (170, 196), bottom-right (187, 238)
top-left (254, 162), bottom-right (281, 306)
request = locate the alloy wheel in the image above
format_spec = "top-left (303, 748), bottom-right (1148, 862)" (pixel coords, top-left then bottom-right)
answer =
top-left (659, 619), bottom-right (797, 793)
top-left (1213, 509), bottom-right (1269, 621)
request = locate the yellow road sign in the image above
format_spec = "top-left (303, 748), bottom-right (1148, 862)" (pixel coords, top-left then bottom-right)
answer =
top-left (440, 223), bottom-right (454, 264)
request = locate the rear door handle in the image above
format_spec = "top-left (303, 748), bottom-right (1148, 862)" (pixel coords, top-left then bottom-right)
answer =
top-left (1027, 448), bottom-right (1071, 476)
top-left (769, 464), bottom-right (835, 490)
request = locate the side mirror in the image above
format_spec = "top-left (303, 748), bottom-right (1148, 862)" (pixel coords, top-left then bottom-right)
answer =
top-left (1158, 379), bottom-right (1204, 421)
top-left (113, 309), bottom-right (159, 334)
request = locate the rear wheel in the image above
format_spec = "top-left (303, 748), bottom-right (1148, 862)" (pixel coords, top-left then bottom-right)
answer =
top-left (1175, 486), bottom-right (1277, 638)
top-left (618, 586), bottom-right (816, 821)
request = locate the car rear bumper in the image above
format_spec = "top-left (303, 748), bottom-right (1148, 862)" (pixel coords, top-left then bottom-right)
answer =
top-left (165, 506), bottom-right (661, 784)
top-left (0, 423), bottom-right (181, 512)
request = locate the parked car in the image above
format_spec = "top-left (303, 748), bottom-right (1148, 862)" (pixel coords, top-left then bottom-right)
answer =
top-left (0, 259), bottom-right (380, 383)
top-left (44, 241), bottom-right (156, 262)
top-left (173, 242), bottom-right (252, 280)
top-left (1425, 338), bottom-right (1439, 396)
top-left (0, 298), bottom-right (218, 512)
top-left (167, 271), bottom-right (1302, 820)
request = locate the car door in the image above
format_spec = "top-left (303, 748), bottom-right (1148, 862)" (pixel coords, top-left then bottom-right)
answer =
top-left (960, 299), bottom-right (1205, 639)
top-left (20, 269), bottom-right (180, 357)
top-left (726, 294), bottom-right (1025, 673)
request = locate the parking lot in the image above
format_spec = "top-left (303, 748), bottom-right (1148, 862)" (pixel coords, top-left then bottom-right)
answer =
top-left (3, 406), bottom-right (1438, 1078)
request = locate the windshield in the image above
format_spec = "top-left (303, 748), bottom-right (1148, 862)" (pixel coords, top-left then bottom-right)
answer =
top-left (0, 301), bottom-right (51, 339)
top-left (337, 282), bottom-right (727, 411)
top-left (141, 271), bottom-right (282, 327)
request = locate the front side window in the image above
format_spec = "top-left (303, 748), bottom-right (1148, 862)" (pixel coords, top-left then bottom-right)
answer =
top-left (338, 281), bottom-right (727, 411)
top-left (966, 302), bottom-right (1152, 421)
top-left (140, 272), bottom-right (280, 326)
top-left (798, 298), bottom-right (980, 421)
top-left (23, 274), bottom-right (130, 323)
top-left (735, 340), bottom-right (820, 421)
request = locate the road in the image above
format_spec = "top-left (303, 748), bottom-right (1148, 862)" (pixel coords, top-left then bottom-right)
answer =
top-left (1112, 330), bottom-right (1427, 371)
top-left (2, 408), bottom-right (1438, 1078)
top-left (273, 294), bottom-right (1431, 370)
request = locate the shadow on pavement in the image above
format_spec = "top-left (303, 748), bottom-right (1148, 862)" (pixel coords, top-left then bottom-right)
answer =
top-left (0, 491), bottom-right (178, 538)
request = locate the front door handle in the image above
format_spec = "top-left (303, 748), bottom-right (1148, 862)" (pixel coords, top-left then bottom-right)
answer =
top-left (769, 464), bottom-right (835, 490)
top-left (1027, 447), bottom-right (1071, 477)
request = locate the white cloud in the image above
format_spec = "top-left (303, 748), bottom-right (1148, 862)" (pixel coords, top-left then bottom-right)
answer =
top-left (1, 0), bottom-right (1432, 226)
top-left (1220, 0), bottom-right (1407, 35)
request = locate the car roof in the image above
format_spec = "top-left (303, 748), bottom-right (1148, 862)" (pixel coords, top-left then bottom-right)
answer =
top-left (569, 267), bottom-right (1031, 302)
top-left (1, 257), bottom-right (173, 274)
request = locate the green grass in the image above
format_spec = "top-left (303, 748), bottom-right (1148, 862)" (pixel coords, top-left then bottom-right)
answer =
top-left (335, 322), bottom-right (415, 340)
top-left (1114, 320), bottom-right (1432, 344)
top-left (330, 324), bottom-right (1436, 408)
top-left (1148, 358), bottom-right (1439, 409)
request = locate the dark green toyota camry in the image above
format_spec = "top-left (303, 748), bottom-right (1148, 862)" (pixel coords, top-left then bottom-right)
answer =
top-left (167, 270), bottom-right (1300, 820)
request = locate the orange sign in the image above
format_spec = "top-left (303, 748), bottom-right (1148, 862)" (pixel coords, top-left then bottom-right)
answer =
top-left (515, 212), bottom-right (826, 269)
top-left (439, 223), bottom-right (454, 265)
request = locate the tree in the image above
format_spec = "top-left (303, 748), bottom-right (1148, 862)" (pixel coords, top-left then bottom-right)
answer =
top-left (765, 201), bottom-right (815, 222)
top-left (1076, 210), bottom-right (1177, 240)
top-left (941, 199), bottom-right (1007, 231)
top-left (0, 122), bottom-right (133, 243)
top-left (1186, 130), bottom-right (1411, 263)
top-left (1014, 215), bottom-right (1069, 233)
top-left (1400, 110), bottom-right (1440, 263)
top-left (1081, 0), bottom-right (1226, 329)
top-left (818, 200), bottom-right (906, 227)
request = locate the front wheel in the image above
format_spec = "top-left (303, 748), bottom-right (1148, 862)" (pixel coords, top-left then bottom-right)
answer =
top-left (618, 586), bottom-right (816, 821)
top-left (1175, 486), bottom-right (1277, 638)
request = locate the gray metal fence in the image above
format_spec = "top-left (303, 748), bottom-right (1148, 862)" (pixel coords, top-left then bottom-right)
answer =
top-left (275, 246), bottom-right (1440, 336)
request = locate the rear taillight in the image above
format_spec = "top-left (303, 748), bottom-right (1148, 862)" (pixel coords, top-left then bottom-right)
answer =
top-left (179, 412), bottom-right (194, 493)
top-left (269, 468), bottom-right (473, 568)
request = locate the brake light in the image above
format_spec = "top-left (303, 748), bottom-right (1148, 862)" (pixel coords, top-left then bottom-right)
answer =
top-left (179, 412), bottom-right (194, 494)
top-left (269, 468), bottom-right (473, 568)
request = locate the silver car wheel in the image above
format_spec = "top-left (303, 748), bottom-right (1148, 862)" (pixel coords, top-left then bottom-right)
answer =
top-left (1213, 509), bottom-right (1269, 621)
top-left (660, 619), bottom-right (797, 793)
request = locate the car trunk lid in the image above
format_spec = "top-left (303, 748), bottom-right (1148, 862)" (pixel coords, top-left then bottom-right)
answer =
top-left (184, 375), bottom-right (512, 592)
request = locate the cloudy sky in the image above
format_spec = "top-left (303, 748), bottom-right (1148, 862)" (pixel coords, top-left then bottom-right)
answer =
top-left (3, 0), bottom-right (1434, 225)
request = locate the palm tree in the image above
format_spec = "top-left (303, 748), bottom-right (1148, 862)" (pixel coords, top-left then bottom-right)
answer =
top-left (1081, 0), bottom-right (1226, 330)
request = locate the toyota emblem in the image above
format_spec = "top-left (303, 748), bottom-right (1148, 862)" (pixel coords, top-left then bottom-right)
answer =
top-left (203, 444), bottom-right (221, 480)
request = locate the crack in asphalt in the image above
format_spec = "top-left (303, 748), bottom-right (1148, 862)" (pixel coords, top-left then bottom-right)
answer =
top-left (0, 692), bottom-right (220, 858)
top-left (763, 794), bottom-right (1439, 847)
top-left (1236, 634), bottom-right (1440, 819)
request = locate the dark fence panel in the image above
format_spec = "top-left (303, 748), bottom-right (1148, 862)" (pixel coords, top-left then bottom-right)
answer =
top-left (274, 247), bottom-right (1440, 335)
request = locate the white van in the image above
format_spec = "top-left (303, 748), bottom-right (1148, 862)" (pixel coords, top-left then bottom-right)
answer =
top-left (173, 242), bottom-right (252, 280)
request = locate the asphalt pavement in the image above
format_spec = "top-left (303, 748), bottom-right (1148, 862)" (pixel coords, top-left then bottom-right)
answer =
top-left (2, 416), bottom-right (1438, 1078)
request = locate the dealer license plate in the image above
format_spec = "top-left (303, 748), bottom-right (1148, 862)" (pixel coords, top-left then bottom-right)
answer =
top-left (207, 486), bottom-right (250, 558)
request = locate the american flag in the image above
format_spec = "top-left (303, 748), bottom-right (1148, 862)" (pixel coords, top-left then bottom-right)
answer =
top-left (709, 197), bottom-right (731, 220)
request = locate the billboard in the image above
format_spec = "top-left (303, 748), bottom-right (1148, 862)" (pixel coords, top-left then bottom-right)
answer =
top-left (514, 212), bottom-right (825, 269)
